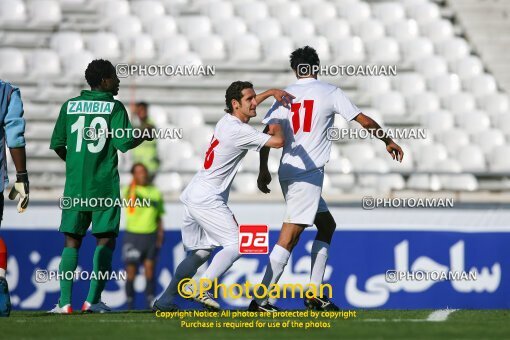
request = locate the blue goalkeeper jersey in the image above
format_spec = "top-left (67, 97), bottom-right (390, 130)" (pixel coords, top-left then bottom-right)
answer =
top-left (0, 80), bottom-right (26, 192)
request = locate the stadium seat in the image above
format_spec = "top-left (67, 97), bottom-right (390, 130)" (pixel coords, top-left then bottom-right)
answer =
top-left (455, 145), bottom-right (487, 172)
top-left (435, 38), bottom-right (470, 62)
top-left (178, 156), bottom-right (203, 172)
top-left (212, 17), bottom-right (247, 39)
top-left (130, 0), bottom-right (165, 23)
top-left (456, 111), bottom-right (491, 134)
top-left (0, 0), bottom-right (26, 26)
top-left (86, 33), bottom-right (120, 59)
top-left (295, 36), bottom-right (331, 61)
top-left (489, 145), bottom-right (510, 172)
top-left (233, 174), bottom-right (258, 194)
top-left (281, 18), bottom-right (315, 39)
top-left (29, 50), bottom-right (61, 77)
top-left (234, 1), bottom-right (269, 24)
top-left (325, 157), bottom-right (352, 174)
top-left (50, 32), bottom-right (85, 57)
top-left (27, 0), bottom-right (61, 27)
top-left (202, 1), bottom-right (234, 20)
top-left (190, 35), bottom-right (226, 61)
top-left (306, 1), bottom-right (337, 23)
top-left (240, 151), bottom-right (260, 172)
top-left (372, 2), bottom-right (405, 25)
top-left (494, 114), bottom-right (510, 136)
top-left (366, 37), bottom-right (400, 63)
top-left (316, 19), bottom-right (350, 41)
top-left (147, 105), bottom-right (169, 127)
top-left (464, 73), bottom-right (498, 97)
top-left (342, 143), bottom-right (376, 166)
top-left (177, 16), bottom-right (212, 38)
top-left (146, 16), bottom-right (177, 40)
top-left (442, 92), bottom-right (476, 114)
top-left (374, 174), bottom-right (406, 192)
top-left (268, 1), bottom-right (302, 21)
top-left (109, 15), bottom-right (143, 40)
top-left (357, 76), bottom-right (391, 97)
top-left (414, 56), bottom-right (448, 79)
top-left (408, 90), bottom-right (440, 114)
top-left (352, 19), bottom-right (385, 42)
top-left (329, 173), bottom-right (355, 191)
top-left (249, 18), bottom-right (282, 40)
top-left (157, 34), bottom-right (190, 60)
top-left (371, 91), bottom-right (406, 116)
top-left (392, 73), bottom-right (426, 96)
top-left (434, 129), bottom-right (469, 154)
top-left (407, 174), bottom-right (441, 191)
top-left (401, 38), bottom-right (434, 64)
top-left (98, 0), bottom-right (130, 20)
top-left (440, 174), bottom-right (478, 191)
top-left (164, 52), bottom-right (203, 68)
top-left (353, 157), bottom-right (390, 173)
top-left (415, 143), bottom-right (448, 169)
top-left (420, 19), bottom-right (454, 43)
top-left (226, 34), bottom-right (261, 61)
top-left (0, 48), bottom-right (26, 77)
top-left (428, 74), bottom-right (461, 98)
top-left (169, 106), bottom-right (204, 128)
top-left (420, 110), bottom-right (454, 133)
top-left (122, 34), bottom-right (155, 61)
top-left (426, 159), bottom-right (462, 173)
top-left (153, 172), bottom-right (183, 193)
top-left (336, 1), bottom-right (370, 24)
top-left (331, 37), bottom-right (365, 63)
top-left (406, 1), bottom-right (440, 24)
top-left (62, 50), bottom-right (94, 79)
top-left (472, 129), bottom-right (506, 154)
top-left (478, 93), bottom-right (509, 116)
top-left (262, 37), bottom-right (293, 62)
top-left (449, 56), bottom-right (484, 80)
top-left (386, 19), bottom-right (419, 42)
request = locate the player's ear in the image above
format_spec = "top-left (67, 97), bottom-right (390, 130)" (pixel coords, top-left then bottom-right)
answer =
top-left (232, 98), bottom-right (239, 110)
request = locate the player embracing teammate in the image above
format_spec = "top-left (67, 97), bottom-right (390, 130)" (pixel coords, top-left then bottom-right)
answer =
top-left (249, 46), bottom-right (404, 312)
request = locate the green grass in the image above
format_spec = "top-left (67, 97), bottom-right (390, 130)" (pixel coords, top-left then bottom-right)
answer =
top-left (1, 310), bottom-right (509, 339)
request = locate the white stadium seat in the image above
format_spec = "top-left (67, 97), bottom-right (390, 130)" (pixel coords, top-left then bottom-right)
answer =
top-left (169, 106), bottom-right (204, 128)
top-left (420, 19), bottom-right (454, 43)
top-left (331, 37), bottom-right (365, 63)
top-left (157, 35), bottom-right (190, 60)
top-left (164, 52), bottom-right (202, 68)
top-left (0, 0), bottom-right (26, 26)
top-left (392, 73), bottom-right (426, 96)
top-left (401, 38), bottom-right (434, 64)
top-left (50, 32), bottom-right (85, 56)
top-left (450, 56), bottom-right (484, 80)
top-left (262, 37), bottom-right (293, 62)
top-left (28, 0), bottom-right (61, 27)
top-left (177, 16), bottom-right (212, 38)
top-left (337, 1), bottom-right (371, 24)
top-left (98, 0), bottom-right (130, 20)
top-left (353, 157), bottom-right (390, 173)
top-left (187, 126), bottom-right (215, 154)
top-left (352, 19), bottom-right (385, 42)
top-left (472, 129), bottom-right (505, 154)
top-left (415, 143), bottom-right (448, 168)
top-left (0, 48), bottom-right (26, 77)
top-left (212, 17), bottom-right (247, 39)
top-left (420, 110), bottom-right (454, 133)
top-left (442, 92), bottom-right (476, 113)
top-left (386, 19), bottom-right (419, 42)
top-left (109, 15), bottom-right (143, 40)
top-left (357, 76), bottom-right (391, 97)
top-left (342, 143), bottom-right (376, 164)
top-left (440, 174), bottom-right (478, 191)
top-left (464, 73), bottom-right (498, 97)
top-left (268, 2), bottom-right (301, 21)
top-left (122, 34), bottom-right (155, 61)
top-left (226, 34), bottom-right (261, 61)
top-left (329, 173), bottom-right (355, 191)
top-left (234, 1), bottom-right (269, 24)
top-left (325, 157), bottom-right (353, 174)
top-left (307, 2), bottom-right (337, 22)
top-left (435, 129), bottom-right (469, 154)
top-left (407, 174), bottom-right (442, 191)
top-left (316, 19), bottom-right (350, 41)
top-left (427, 159), bottom-right (462, 173)
top-left (494, 114), bottom-right (510, 135)
top-left (202, 1), bottom-right (234, 20)
top-left (295, 36), bottom-right (331, 61)
top-left (178, 157), bottom-right (203, 172)
top-left (366, 37), bottom-right (400, 63)
top-left (456, 145), bottom-right (487, 172)
top-left (146, 16), bottom-right (177, 40)
top-left (29, 50), bottom-right (61, 77)
top-left (414, 56), bottom-right (448, 79)
top-left (130, 0), bottom-right (165, 22)
top-left (371, 91), bottom-right (406, 116)
top-left (190, 35), bottom-right (226, 61)
top-left (281, 18), bottom-right (315, 39)
top-left (478, 93), bottom-right (509, 116)
top-left (154, 172), bottom-right (182, 193)
top-left (233, 174), bottom-right (258, 194)
top-left (456, 111), bottom-right (491, 134)
top-left (249, 18), bottom-right (282, 40)
top-left (489, 145), bottom-right (510, 172)
top-left (86, 33), bottom-right (120, 59)
top-left (435, 38), bottom-right (470, 62)
top-left (407, 92), bottom-right (441, 116)
top-left (427, 73), bottom-right (461, 98)
top-left (406, 1), bottom-right (440, 24)
top-left (62, 50), bottom-right (94, 79)
top-left (372, 2), bottom-right (405, 25)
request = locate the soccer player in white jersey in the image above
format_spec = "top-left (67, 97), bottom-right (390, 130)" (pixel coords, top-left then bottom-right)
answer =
top-left (153, 81), bottom-right (293, 311)
top-left (249, 46), bottom-right (404, 312)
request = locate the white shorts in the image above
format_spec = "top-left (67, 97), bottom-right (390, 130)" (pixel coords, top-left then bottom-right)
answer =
top-left (279, 168), bottom-right (329, 226)
top-left (181, 202), bottom-right (239, 252)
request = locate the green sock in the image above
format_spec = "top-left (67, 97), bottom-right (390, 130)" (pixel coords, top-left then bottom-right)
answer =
top-left (59, 247), bottom-right (79, 307)
top-left (86, 245), bottom-right (113, 304)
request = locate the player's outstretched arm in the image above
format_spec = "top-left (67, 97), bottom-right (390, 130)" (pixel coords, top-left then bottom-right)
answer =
top-left (353, 113), bottom-right (404, 162)
top-left (255, 89), bottom-right (295, 107)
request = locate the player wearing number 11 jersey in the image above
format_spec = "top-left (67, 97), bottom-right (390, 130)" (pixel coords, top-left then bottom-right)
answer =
top-left (153, 81), bottom-right (292, 311)
top-left (49, 59), bottom-right (149, 314)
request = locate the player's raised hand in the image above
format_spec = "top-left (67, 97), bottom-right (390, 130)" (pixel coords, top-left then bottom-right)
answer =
top-left (386, 141), bottom-right (404, 162)
top-left (8, 171), bottom-right (29, 213)
top-left (257, 169), bottom-right (272, 194)
top-left (272, 89), bottom-right (295, 108)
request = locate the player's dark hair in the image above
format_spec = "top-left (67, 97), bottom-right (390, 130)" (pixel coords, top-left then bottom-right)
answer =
top-left (130, 162), bottom-right (148, 175)
top-left (136, 101), bottom-right (148, 109)
top-left (224, 81), bottom-right (253, 113)
top-left (290, 46), bottom-right (320, 75)
top-left (85, 59), bottom-right (116, 88)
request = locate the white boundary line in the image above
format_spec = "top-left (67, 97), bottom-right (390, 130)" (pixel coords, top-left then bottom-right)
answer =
top-left (362, 309), bottom-right (459, 322)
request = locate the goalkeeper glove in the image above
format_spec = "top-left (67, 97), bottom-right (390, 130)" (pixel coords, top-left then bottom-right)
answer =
top-left (8, 171), bottom-right (29, 213)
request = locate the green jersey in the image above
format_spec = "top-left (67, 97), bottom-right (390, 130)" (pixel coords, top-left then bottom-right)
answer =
top-left (50, 90), bottom-right (135, 211)
top-left (122, 184), bottom-right (164, 234)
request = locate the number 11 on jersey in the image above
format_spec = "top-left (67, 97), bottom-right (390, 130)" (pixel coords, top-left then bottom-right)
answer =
top-left (291, 100), bottom-right (314, 134)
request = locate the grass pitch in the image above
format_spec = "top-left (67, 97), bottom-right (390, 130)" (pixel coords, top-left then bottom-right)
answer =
top-left (1, 310), bottom-right (509, 339)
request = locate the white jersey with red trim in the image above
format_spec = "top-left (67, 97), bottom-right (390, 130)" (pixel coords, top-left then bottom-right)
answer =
top-left (262, 78), bottom-right (361, 180)
top-left (180, 113), bottom-right (270, 206)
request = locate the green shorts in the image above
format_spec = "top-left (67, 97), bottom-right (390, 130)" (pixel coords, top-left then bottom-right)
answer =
top-left (59, 207), bottom-right (121, 237)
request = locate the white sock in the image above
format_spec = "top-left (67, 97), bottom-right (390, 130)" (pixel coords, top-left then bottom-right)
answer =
top-left (0, 268), bottom-right (5, 278)
top-left (158, 249), bottom-right (211, 305)
top-left (310, 240), bottom-right (329, 287)
top-left (201, 244), bottom-right (240, 282)
top-left (255, 244), bottom-right (290, 305)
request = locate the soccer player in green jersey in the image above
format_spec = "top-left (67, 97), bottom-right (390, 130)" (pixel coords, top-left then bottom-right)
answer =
top-left (48, 59), bottom-right (150, 314)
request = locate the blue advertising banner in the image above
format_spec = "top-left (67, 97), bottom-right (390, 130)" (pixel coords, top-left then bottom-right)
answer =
top-left (1, 229), bottom-right (507, 310)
